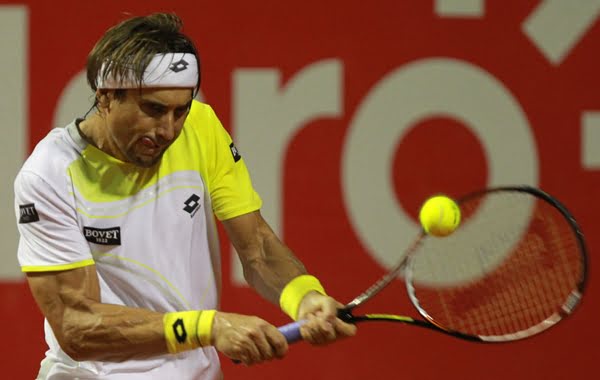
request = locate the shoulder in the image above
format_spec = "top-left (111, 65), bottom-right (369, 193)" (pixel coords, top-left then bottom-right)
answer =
top-left (16, 124), bottom-right (81, 190)
top-left (184, 100), bottom-right (223, 134)
top-left (188, 100), bottom-right (218, 120)
top-left (177, 101), bottom-right (231, 156)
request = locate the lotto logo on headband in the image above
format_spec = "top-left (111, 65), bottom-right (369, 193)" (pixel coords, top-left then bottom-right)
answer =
top-left (97, 53), bottom-right (198, 89)
top-left (169, 59), bottom-right (189, 73)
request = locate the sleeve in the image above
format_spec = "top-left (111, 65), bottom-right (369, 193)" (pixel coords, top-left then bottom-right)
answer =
top-left (195, 104), bottom-right (262, 221)
top-left (15, 170), bottom-right (94, 272)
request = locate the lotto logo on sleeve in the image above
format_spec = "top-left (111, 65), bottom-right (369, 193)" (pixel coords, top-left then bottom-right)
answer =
top-left (230, 142), bottom-right (241, 163)
top-left (19, 203), bottom-right (39, 224)
top-left (83, 226), bottom-right (121, 245)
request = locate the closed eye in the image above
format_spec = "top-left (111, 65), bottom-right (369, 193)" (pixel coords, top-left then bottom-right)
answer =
top-left (140, 102), bottom-right (167, 117)
top-left (174, 104), bottom-right (191, 120)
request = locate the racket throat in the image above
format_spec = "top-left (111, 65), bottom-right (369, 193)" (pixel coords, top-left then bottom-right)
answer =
top-left (337, 308), bottom-right (356, 323)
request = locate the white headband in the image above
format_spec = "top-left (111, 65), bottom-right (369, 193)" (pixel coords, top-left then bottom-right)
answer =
top-left (97, 53), bottom-right (199, 89)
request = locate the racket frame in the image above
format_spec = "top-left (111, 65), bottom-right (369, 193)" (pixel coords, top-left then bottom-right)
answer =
top-left (340, 185), bottom-right (588, 343)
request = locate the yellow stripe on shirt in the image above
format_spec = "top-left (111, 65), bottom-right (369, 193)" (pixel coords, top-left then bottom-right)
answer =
top-left (21, 258), bottom-right (95, 272)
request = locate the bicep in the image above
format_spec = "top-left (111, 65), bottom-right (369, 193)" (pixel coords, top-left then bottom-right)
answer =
top-left (26, 265), bottom-right (166, 361)
top-left (26, 265), bottom-right (100, 341)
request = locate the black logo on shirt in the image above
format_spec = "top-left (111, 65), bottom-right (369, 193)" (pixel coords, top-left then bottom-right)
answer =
top-left (183, 194), bottom-right (201, 217)
top-left (230, 142), bottom-right (241, 163)
top-left (19, 203), bottom-right (39, 224)
top-left (169, 59), bottom-right (189, 73)
top-left (83, 227), bottom-right (121, 245)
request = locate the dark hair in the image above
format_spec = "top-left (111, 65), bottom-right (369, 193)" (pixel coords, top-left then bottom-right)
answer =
top-left (86, 13), bottom-right (201, 97)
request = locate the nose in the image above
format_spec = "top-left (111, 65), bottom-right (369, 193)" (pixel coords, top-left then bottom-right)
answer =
top-left (156, 113), bottom-right (176, 143)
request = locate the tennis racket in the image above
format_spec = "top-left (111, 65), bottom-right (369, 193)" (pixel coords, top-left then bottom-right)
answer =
top-left (278, 186), bottom-right (587, 343)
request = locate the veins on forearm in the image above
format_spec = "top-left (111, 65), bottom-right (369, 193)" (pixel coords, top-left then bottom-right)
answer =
top-left (242, 235), bottom-right (307, 304)
top-left (60, 299), bottom-right (164, 362)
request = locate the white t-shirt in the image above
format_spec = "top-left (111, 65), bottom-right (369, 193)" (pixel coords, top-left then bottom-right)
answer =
top-left (15, 101), bottom-right (262, 379)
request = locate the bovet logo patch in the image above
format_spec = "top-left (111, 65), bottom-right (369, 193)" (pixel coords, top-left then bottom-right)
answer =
top-left (19, 203), bottom-right (39, 224)
top-left (83, 226), bottom-right (121, 245)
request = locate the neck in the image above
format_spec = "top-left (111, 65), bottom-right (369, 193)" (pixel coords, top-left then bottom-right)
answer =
top-left (78, 114), bottom-right (125, 162)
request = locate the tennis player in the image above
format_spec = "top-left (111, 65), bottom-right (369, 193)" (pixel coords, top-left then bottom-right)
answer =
top-left (14, 13), bottom-right (355, 379)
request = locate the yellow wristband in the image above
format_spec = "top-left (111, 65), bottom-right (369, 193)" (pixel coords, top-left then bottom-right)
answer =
top-left (164, 311), bottom-right (201, 354)
top-left (279, 275), bottom-right (326, 320)
top-left (164, 310), bottom-right (217, 353)
top-left (197, 310), bottom-right (217, 346)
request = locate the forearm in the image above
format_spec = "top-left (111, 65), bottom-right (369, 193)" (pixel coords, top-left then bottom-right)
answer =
top-left (59, 301), bottom-right (165, 362)
top-left (224, 211), bottom-right (327, 316)
top-left (241, 235), bottom-right (307, 305)
top-left (27, 266), bottom-right (214, 363)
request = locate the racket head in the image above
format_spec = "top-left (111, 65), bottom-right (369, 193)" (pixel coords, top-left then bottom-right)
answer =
top-left (405, 186), bottom-right (587, 342)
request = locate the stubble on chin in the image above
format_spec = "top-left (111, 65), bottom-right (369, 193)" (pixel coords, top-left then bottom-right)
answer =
top-left (128, 150), bottom-right (165, 168)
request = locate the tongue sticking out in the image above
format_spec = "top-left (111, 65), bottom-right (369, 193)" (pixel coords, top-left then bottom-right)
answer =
top-left (140, 137), bottom-right (156, 148)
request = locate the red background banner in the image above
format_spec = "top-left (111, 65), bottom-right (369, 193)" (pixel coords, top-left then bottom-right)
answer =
top-left (0, 1), bottom-right (598, 379)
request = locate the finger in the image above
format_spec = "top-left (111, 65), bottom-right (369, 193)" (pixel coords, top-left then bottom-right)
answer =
top-left (300, 314), bottom-right (318, 343)
top-left (300, 323), bottom-right (317, 344)
top-left (333, 318), bottom-right (357, 338)
top-left (307, 297), bottom-right (338, 321)
top-left (241, 337), bottom-right (262, 365)
top-left (231, 344), bottom-right (251, 367)
top-left (302, 316), bottom-right (336, 345)
top-left (314, 318), bottom-right (337, 342)
top-left (252, 330), bottom-right (275, 361)
top-left (265, 325), bottom-right (288, 359)
top-left (239, 354), bottom-right (251, 366)
top-left (319, 297), bottom-right (339, 320)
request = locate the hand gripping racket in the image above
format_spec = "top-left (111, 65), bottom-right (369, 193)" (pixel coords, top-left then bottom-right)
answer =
top-left (278, 186), bottom-right (587, 343)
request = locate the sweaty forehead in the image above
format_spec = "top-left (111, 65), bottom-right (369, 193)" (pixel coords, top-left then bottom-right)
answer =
top-left (134, 88), bottom-right (194, 106)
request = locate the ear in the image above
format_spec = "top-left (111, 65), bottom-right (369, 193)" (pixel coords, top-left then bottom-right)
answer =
top-left (95, 89), bottom-right (112, 114)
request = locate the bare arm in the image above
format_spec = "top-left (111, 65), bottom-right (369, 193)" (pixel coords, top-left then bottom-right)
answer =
top-left (28, 261), bottom-right (289, 365)
top-left (222, 210), bottom-right (357, 345)
top-left (221, 210), bottom-right (307, 304)
top-left (26, 265), bottom-right (166, 362)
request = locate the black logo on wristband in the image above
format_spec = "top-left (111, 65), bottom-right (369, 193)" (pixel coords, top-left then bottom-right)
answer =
top-left (173, 319), bottom-right (187, 343)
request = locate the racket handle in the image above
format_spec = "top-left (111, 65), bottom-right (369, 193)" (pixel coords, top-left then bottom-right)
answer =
top-left (277, 320), bottom-right (306, 343)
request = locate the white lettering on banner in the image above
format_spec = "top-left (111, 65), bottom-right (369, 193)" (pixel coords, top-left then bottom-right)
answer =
top-left (523, 0), bottom-right (600, 65)
top-left (435, 0), bottom-right (485, 18)
top-left (342, 58), bottom-right (538, 284)
top-left (582, 112), bottom-right (600, 169)
top-left (231, 60), bottom-right (343, 285)
top-left (0, 6), bottom-right (28, 280)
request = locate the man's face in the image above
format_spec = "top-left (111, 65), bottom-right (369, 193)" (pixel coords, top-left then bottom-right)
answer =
top-left (101, 88), bottom-right (193, 167)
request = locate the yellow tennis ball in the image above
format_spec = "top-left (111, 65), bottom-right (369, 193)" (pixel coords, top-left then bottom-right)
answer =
top-left (419, 195), bottom-right (461, 237)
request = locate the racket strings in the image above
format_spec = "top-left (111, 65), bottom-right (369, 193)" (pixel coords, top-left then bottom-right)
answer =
top-left (408, 191), bottom-right (584, 339)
